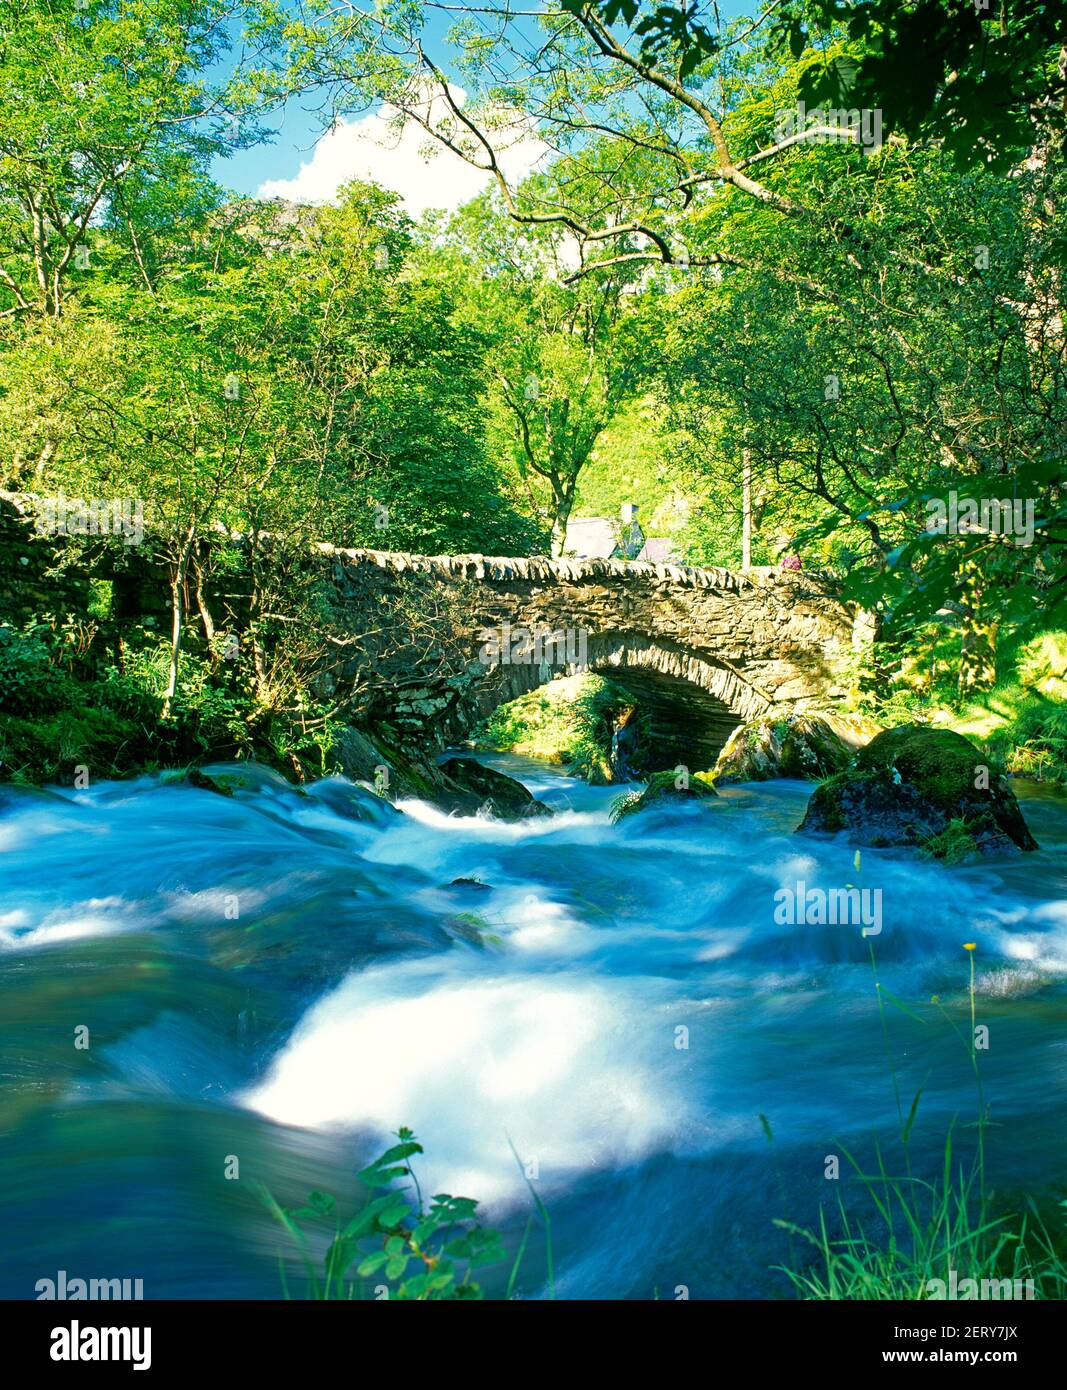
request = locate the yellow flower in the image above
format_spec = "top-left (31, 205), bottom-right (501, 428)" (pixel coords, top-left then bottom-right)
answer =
top-left (931, 995), bottom-right (940, 1004)
top-left (963, 942), bottom-right (977, 951)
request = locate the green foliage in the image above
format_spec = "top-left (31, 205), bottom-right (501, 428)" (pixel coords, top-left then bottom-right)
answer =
top-left (1015, 632), bottom-right (1067, 701)
top-left (775, 0), bottom-right (1067, 171)
top-left (777, 1140), bottom-right (1067, 1300)
top-left (0, 0), bottom-right (257, 317)
top-left (573, 2), bottom-right (1066, 170)
top-left (919, 818), bottom-right (980, 866)
top-left (261, 1128), bottom-right (549, 1300)
top-left (1, 0), bottom-right (1064, 791)
top-left (561, 0), bottom-right (719, 80)
top-left (474, 674), bottom-right (631, 782)
top-left (0, 616), bottom-right (335, 783)
top-left (992, 698), bottom-right (1067, 786)
top-left (851, 629), bottom-right (1067, 787)
top-left (0, 623), bottom-right (78, 715)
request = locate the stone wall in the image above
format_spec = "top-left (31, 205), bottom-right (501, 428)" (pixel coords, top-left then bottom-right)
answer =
top-left (0, 492), bottom-right (176, 625)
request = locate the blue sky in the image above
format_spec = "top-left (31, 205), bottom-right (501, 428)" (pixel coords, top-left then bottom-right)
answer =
top-left (211, 2), bottom-right (750, 216)
top-left (211, 6), bottom-right (515, 212)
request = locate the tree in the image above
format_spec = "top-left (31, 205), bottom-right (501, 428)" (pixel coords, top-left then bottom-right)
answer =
top-left (0, 176), bottom-right (540, 717)
top-left (435, 173), bottom-right (651, 554)
top-left (606, 0), bottom-right (1067, 171)
top-left (0, 0), bottom-right (262, 319)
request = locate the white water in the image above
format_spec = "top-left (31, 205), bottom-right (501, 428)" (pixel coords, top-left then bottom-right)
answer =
top-left (2, 756), bottom-right (1066, 1297)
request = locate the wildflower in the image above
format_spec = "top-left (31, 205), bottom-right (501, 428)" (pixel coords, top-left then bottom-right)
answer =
top-left (963, 942), bottom-right (977, 951)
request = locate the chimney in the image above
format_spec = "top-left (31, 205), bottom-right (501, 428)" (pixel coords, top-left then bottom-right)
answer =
top-left (620, 503), bottom-right (638, 525)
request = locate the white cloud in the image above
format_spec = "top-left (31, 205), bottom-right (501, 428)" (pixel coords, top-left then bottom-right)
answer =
top-left (257, 86), bottom-right (548, 218)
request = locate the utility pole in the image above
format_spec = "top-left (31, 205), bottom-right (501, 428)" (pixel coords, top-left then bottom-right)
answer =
top-left (741, 447), bottom-right (752, 569)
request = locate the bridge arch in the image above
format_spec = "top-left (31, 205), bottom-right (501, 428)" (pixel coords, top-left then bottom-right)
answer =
top-left (456, 632), bottom-right (776, 770)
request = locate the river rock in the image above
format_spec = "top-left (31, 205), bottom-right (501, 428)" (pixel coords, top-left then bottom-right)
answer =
top-left (713, 712), bottom-right (881, 783)
top-left (610, 767), bottom-right (718, 823)
top-left (798, 725), bottom-right (1039, 858)
top-left (333, 724), bottom-right (447, 802)
top-left (437, 757), bottom-right (552, 820)
top-left (304, 774), bottom-right (399, 825)
top-left (182, 762), bottom-right (299, 797)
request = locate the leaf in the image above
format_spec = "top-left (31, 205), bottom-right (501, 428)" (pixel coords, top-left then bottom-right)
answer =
top-left (902, 1086), bottom-right (923, 1144)
top-left (374, 1141), bottom-right (423, 1166)
top-left (357, 1162), bottom-right (409, 1189)
top-left (356, 1251), bottom-right (389, 1277)
top-left (341, 1193), bottom-right (407, 1240)
top-left (325, 1235), bottom-right (355, 1280)
top-left (377, 1198), bottom-right (411, 1230)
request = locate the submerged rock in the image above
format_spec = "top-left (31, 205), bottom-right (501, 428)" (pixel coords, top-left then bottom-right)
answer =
top-left (179, 763), bottom-right (299, 798)
top-left (798, 725), bottom-right (1039, 858)
top-left (303, 775), bottom-right (399, 826)
top-left (713, 712), bottom-right (881, 783)
top-left (436, 757), bottom-right (553, 820)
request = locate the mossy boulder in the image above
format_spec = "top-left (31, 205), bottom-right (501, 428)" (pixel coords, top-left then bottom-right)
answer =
top-left (334, 724), bottom-right (456, 804)
top-left (610, 767), bottom-right (718, 823)
top-left (436, 757), bottom-right (552, 820)
top-left (713, 712), bottom-right (881, 784)
top-left (180, 762), bottom-right (307, 798)
top-left (798, 725), bottom-right (1038, 857)
top-left (333, 726), bottom-right (551, 819)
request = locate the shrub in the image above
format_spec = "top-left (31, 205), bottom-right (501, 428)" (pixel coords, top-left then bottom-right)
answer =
top-left (0, 623), bottom-right (78, 715)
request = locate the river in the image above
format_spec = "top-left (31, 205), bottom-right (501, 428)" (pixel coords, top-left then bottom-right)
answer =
top-left (2, 756), bottom-right (1065, 1298)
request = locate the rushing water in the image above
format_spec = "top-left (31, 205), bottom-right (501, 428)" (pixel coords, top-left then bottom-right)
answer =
top-left (1, 756), bottom-right (1065, 1299)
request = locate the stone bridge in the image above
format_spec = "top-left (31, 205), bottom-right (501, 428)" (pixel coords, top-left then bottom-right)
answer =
top-left (0, 494), bottom-right (857, 771)
top-left (318, 547), bottom-right (856, 769)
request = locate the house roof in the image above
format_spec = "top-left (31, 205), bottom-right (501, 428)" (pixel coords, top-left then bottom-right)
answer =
top-left (563, 517), bottom-right (621, 559)
top-left (636, 536), bottom-right (678, 564)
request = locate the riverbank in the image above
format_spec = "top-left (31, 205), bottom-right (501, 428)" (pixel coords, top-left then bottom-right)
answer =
top-left (3, 616), bottom-right (1065, 811)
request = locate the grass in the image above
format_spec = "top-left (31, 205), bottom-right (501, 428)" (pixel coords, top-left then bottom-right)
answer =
top-left (774, 934), bottom-right (1067, 1300)
top-left (775, 1144), bottom-right (1066, 1300)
